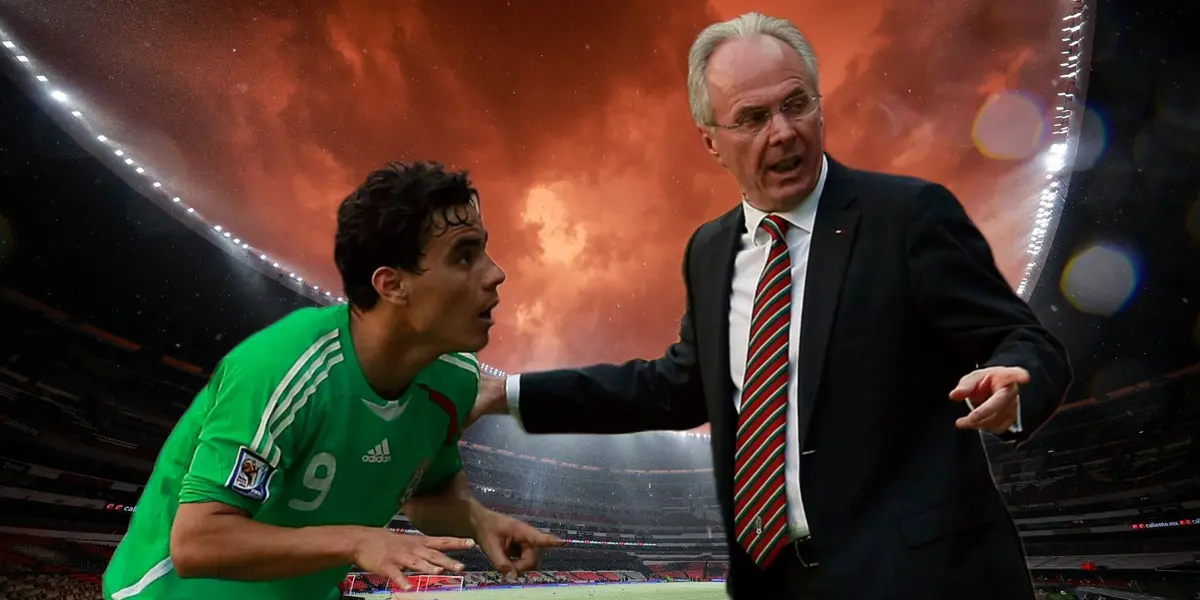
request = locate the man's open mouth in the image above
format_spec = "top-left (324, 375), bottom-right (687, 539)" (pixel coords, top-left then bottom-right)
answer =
top-left (769, 156), bottom-right (801, 173)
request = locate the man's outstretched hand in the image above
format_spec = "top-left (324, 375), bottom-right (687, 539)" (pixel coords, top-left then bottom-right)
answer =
top-left (949, 366), bottom-right (1030, 434)
top-left (468, 374), bottom-right (510, 428)
top-left (352, 529), bottom-right (475, 591)
top-left (473, 510), bottom-right (566, 580)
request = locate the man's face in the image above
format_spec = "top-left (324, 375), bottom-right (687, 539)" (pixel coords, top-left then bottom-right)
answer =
top-left (398, 203), bottom-right (505, 353)
top-left (700, 35), bottom-right (825, 213)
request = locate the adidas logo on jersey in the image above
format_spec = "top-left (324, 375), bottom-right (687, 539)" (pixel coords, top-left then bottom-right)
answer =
top-left (362, 439), bottom-right (392, 463)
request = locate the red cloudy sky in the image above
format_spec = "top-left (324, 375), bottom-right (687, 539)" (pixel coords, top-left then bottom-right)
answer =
top-left (3, 0), bottom-right (1071, 371)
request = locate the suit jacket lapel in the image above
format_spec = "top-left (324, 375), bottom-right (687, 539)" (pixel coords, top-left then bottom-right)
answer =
top-left (798, 158), bottom-right (860, 449)
top-left (708, 206), bottom-right (743, 475)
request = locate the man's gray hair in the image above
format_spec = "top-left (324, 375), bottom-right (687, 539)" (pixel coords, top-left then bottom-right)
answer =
top-left (686, 12), bottom-right (820, 127)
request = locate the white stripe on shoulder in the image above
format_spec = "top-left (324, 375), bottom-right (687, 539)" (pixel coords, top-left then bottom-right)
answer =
top-left (452, 352), bottom-right (479, 368)
top-left (250, 328), bottom-right (339, 461)
top-left (266, 353), bottom-right (344, 467)
top-left (439, 353), bottom-right (480, 377)
top-left (111, 556), bottom-right (173, 600)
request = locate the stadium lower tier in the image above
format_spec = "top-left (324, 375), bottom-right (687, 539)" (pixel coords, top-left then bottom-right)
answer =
top-left (4, 570), bottom-right (1200, 600)
top-left (3, 533), bottom-right (1199, 600)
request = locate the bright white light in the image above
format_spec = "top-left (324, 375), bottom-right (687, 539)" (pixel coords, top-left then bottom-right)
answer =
top-left (2, 41), bottom-right (14, 49)
top-left (36, 75), bottom-right (47, 82)
top-left (115, 150), bottom-right (124, 156)
top-left (49, 90), bottom-right (68, 102)
top-left (135, 167), bottom-right (144, 174)
top-left (123, 158), bottom-right (133, 165)
top-left (96, 135), bottom-right (107, 142)
top-left (214, 225), bottom-right (223, 232)
top-left (15, 55), bottom-right (28, 63)
top-left (172, 197), bottom-right (181, 203)
top-left (1044, 153), bottom-right (1066, 173)
top-left (152, 182), bottom-right (161, 188)
top-left (71, 111), bottom-right (82, 117)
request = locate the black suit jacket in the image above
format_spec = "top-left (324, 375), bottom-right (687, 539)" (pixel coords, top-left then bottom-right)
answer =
top-left (516, 158), bottom-right (1072, 599)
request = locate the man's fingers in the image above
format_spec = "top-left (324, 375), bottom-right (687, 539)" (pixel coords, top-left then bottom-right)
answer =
top-left (955, 391), bottom-right (1005, 427)
top-left (956, 394), bottom-right (1017, 431)
top-left (948, 371), bottom-right (984, 401)
top-left (525, 530), bottom-right (566, 548)
top-left (400, 556), bottom-right (444, 575)
top-left (384, 566), bottom-right (415, 590)
top-left (416, 548), bottom-right (465, 572)
top-left (421, 536), bottom-right (476, 551)
top-left (511, 544), bottom-right (540, 574)
top-left (479, 537), bottom-right (515, 578)
top-left (984, 368), bottom-right (1031, 389)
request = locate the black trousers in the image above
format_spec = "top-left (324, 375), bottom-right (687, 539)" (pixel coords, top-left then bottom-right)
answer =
top-left (754, 537), bottom-right (830, 600)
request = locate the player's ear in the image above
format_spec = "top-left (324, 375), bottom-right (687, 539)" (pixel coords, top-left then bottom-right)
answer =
top-left (371, 266), bottom-right (407, 306)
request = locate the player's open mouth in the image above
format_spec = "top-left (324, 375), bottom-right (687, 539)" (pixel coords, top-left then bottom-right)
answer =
top-left (478, 301), bottom-right (498, 324)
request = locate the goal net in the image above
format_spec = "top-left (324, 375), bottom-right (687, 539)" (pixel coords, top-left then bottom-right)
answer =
top-left (342, 573), bottom-right (464, 600)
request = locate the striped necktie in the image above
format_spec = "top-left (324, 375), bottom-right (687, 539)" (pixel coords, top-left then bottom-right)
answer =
top-left (733, 214), bottom-right (792, 568)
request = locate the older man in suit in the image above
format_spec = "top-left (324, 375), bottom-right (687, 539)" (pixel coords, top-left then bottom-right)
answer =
top-left (472, 12), bottom-right (1071, 600)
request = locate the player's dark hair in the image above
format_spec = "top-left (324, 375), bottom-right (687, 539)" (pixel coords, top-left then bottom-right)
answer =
top-left (334, 161), bottom-right (479, 309)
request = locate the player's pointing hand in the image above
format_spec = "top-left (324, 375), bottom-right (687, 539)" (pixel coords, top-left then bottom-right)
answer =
top-left (473, 510), bottom-right (566, 580)
top-left (353, 529), bottom-right (475, 591)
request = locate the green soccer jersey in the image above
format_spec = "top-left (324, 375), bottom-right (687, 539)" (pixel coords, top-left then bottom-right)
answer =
top-left (103, 303), bottom-right (479, 600)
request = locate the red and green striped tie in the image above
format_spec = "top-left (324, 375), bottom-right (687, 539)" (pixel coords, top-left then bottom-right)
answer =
top-left (733, 214), bottom-right (792, 568)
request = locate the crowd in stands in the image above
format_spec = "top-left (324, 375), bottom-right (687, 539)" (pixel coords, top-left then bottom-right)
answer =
top-left (4, 288), bottom-right (1199, 537)
top-left (0, 574), bottom-right (99, 600)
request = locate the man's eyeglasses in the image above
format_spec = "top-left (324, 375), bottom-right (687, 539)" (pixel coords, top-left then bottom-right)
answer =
top-left (712, 92), bottom-right (822, 136)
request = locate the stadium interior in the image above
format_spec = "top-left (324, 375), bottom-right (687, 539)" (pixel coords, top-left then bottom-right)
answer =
top-left (1, 0), bottom-right (1199, 599)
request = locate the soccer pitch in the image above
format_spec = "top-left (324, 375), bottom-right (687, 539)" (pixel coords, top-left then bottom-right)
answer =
top-left (462, 582), bottom-right (728, 599)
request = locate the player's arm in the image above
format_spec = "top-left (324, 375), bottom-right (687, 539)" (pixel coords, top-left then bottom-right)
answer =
top-left (170, 358), bottom-right (472, 581)
top-left (403, 353), bottom-right (499, 539)
top-left (402, 436), bottom-right (483, 540)
top-left (172, 502), bottom-right (371, 579)
top-left (404, 444), bottom-right (562, 577)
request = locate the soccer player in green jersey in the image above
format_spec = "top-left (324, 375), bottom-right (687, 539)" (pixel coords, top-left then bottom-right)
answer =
top-left (103, 162), bottom-right (562, 600)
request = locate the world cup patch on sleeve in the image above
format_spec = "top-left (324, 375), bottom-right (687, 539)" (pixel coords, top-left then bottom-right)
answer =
top-left (226, 446), bottom-right (272, 502)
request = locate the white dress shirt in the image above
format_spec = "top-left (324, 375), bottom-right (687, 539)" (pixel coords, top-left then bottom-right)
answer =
top-left (505, 154), bottom-right (1020, 541)
top-left (726, 156), bottom-right (830, 539)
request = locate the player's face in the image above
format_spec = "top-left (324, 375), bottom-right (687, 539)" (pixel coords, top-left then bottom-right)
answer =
top-left (403, 203), bottom-right (505, 352)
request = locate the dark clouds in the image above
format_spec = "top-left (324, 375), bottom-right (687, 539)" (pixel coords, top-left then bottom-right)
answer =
top-left (0, 0), bottom-right (1071, 371)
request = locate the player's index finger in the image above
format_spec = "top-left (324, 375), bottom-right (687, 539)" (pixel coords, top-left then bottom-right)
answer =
top-left (423, 536), bottom-right (476, 550)
top-left (539, 533), bottom-right (567, 546)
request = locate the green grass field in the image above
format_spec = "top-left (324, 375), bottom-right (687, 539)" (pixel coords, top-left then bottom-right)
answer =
top-left (463, 582), bottom-right (727, 599)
